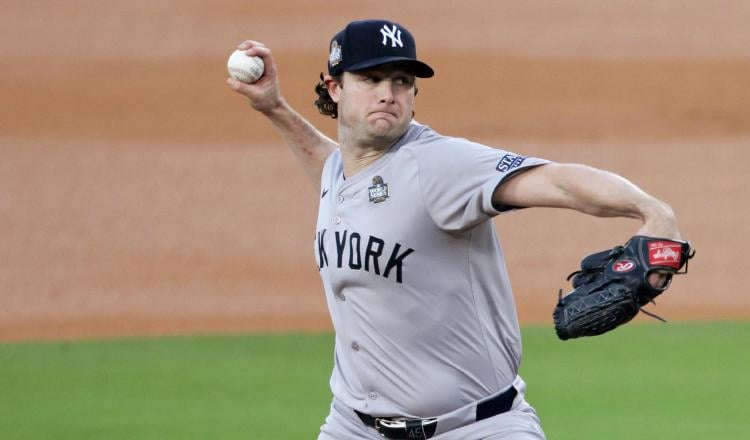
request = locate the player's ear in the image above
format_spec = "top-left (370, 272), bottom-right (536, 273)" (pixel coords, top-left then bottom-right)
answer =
top-left (324, 74), bottom-right (342, 103)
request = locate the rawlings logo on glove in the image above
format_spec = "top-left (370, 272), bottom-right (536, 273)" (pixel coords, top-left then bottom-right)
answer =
top-left (553, 236), bottom-right (695, 340)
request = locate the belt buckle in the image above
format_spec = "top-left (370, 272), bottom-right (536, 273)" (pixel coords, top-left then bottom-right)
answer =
top-left (375, 417), bottom-right (438, 440)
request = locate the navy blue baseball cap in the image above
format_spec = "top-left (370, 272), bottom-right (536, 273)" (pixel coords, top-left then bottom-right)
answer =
top-left (327, 19), bottom-right (434, 78)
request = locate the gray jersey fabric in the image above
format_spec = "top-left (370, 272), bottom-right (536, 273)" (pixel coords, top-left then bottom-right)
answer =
top-left (314, 121), bottom-right (550, 418)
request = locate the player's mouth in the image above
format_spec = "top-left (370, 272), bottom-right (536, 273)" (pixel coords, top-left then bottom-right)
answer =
top-left (368, 110), bottom-right (398, 120)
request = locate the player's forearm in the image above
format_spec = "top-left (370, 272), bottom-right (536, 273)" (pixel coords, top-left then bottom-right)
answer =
top-left (547, 164), bottom-right (681, 239)
top-left (261, 99), bottom-right (338, 189)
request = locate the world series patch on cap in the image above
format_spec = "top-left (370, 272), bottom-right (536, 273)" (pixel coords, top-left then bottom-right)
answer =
top-left (328, 19), bottom-right (434, 78)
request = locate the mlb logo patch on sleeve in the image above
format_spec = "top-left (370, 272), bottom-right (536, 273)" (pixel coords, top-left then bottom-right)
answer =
top-left (496, 154), bottom-right (527, 172)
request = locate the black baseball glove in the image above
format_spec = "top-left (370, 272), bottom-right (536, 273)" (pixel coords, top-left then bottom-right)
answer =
top-left (553, 235), bottom-right (694, 340)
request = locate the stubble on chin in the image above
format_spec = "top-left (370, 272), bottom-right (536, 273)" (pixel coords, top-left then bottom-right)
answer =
top-left (341, 120), bottom-right (397, 149)
top-left (369, 118), bottom-right (395, 137)
top-left (369, 117), bottom-right (409, 144)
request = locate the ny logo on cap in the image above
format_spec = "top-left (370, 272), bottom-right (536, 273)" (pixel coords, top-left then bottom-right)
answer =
top-left (380, 24), bottom-right (403, 48)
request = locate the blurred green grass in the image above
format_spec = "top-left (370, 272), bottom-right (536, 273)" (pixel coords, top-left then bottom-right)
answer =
top-left (0, 333), bottom-right (334, 439)
top-left (522, 321), bottom-right (750, 439)
top-left (0, 322), bottom-right (747, 439)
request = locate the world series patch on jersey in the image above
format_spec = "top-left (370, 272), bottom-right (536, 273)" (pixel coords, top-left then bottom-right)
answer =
top-left (368, 176), bottom-right (389, 203)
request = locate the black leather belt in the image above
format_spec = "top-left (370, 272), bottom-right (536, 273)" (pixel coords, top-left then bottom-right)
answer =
top-left (355, 385), bottom-right (518, 439)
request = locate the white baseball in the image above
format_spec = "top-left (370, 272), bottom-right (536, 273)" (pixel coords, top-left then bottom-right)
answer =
top-left (227, 49), bottom-right (265, 84)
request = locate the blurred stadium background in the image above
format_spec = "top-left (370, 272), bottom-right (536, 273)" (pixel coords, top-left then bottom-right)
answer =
top-left (1, 1), bottom-right (748, 437)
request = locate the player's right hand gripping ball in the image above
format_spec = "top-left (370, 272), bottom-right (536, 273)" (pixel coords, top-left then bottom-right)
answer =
top-left (227, 49), bottom-right (265, 84)
top-left (553, 236), bottom-right (694, 340)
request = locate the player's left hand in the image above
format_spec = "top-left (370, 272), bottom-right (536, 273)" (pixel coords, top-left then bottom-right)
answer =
top-left (553, 235), bottom-right (695, 340)
top-left (634, 200), bottom-right (684, 288)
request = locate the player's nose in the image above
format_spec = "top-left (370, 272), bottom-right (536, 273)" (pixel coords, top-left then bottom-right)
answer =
top-left (376, 80), bottom-right (396, 103)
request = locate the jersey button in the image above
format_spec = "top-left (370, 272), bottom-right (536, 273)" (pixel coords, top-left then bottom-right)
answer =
top-left (337, 292), bottom-right (345, 301)
top-left (351, 342), bottom-right (359, 351)
top-left (337, 195), bottom-right (344, 203)
top-left (368, 392), bottom-right (378, 400)
top-left (333, 216), bottom-right (342, 224)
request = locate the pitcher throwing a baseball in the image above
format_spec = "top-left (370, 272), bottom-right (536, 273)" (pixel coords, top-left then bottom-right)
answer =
top-left (228, 19), bottom-right (691, 439)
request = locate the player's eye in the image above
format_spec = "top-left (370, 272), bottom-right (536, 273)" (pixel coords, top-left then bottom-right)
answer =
top-left (394, 76), bottom-right (414, 87)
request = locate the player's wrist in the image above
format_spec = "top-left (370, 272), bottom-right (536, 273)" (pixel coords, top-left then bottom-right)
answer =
top-left (256, 96), bottom-right (287, 117)
top-left (637, 199), bottom-right (680, 240)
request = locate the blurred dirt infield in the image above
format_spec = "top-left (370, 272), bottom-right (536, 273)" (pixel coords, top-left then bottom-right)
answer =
top-left (2, 0), bottom-right (749, 341)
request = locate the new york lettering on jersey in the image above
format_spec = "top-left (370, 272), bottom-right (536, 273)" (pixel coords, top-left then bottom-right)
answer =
top-left (315, 228), bottom-right (414, 283)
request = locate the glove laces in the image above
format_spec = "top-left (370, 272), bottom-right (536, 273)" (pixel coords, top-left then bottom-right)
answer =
top-left (639, 301), bottom-right (667, 323)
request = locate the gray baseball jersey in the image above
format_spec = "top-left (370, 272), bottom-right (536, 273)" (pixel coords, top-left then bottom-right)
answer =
top-left (314, 121), bottom-right (550, 418)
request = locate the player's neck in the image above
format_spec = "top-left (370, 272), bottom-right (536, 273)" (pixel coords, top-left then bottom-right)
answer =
top-left (338, 130), bottom-right (394, 178)
top-left (340, 146), bottom-right (389, 177)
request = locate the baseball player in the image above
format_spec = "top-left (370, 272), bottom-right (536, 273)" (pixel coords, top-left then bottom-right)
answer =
top-left (228, 19), bottom-right (683, 440)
